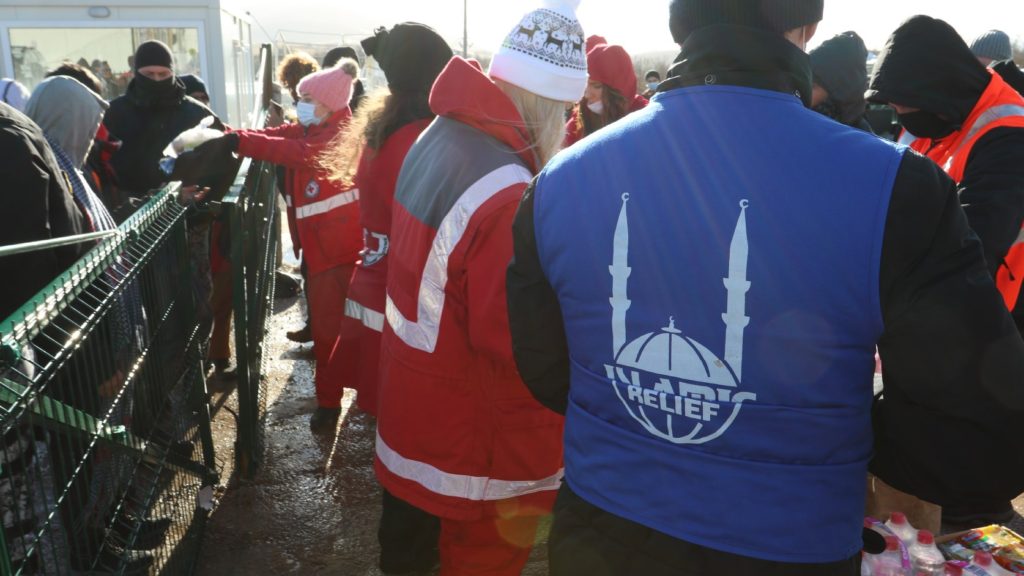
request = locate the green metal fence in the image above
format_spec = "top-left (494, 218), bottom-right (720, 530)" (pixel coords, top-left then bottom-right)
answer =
top-left (0, 43), bottom-right (279, 575)
top-left (224, 43), bottom-right (278, 479)
top-left (0, 189), bottom-right (218, 575)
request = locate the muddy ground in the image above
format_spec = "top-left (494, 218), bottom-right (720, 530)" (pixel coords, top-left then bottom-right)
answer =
top-left (193, 279), bottom-right (547, 576)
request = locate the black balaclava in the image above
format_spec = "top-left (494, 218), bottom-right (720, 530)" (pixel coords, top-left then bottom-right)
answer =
top-left (867, 15), bottom-right (991, 139)
top-left (132, 40), bottom-right (179, 106)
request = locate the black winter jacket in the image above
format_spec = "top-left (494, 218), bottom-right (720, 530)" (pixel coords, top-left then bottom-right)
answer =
top-left (867, 16), bottom-right (1024, 326)
top-left (508, 25), bottom-right (1024, 575)
top-left (993, 59), bottom-right (1024, 97)
top-left (0, 103), bottom-right (87, 321)
top-left (103, 75), bottom-right (223, 201)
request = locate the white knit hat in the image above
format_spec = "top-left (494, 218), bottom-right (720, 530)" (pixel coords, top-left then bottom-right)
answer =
top-left (488, 0), bottom-right (587, 103)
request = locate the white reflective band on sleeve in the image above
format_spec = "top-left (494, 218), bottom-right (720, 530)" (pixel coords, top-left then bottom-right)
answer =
top-left (375, 430), bottom-right (563, 501)
top-left (897, 130), bottom-right (917, 147)
top-left (962, 104), bottom-right (1024, 144)
top-left (344, 299), bottom-right (385, 332)
top-left (946, 104), bottom-right (1024, 172)
top-left (286, 195), bottom-right (293, 207)
top-left (296, 189), bottom-right (360, 219)
top-left (386, 164), bottom-right (532, 352)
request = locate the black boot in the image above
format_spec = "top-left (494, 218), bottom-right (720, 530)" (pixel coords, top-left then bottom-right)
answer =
top-left (309, 407), bottom-right (342, 435)
top-left (286, 323), bottom-right (313, 343)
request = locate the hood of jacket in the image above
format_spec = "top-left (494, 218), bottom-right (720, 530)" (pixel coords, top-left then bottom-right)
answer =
top-left (428, 57), bottom-right (538, 173)
top-left (25, 75), bottom-right (108, 168)
top-left (867, 15), bottom-right (990, 128)
top-left (810, 31), bottom-right (868, 125)
top-left (660, 24), bottom-right (813, 108)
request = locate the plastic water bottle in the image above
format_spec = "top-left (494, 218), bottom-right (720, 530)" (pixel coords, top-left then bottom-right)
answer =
top-left (968, 551), bottom-right (1019, 575)
top-left (885, 512), bottom-right (918, 546)
top-left (909, 530), bottom-right (946, 576)
top-left (873, 535), bottom-right (909, 576)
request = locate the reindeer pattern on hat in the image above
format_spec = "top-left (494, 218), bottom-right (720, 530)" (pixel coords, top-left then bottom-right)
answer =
top-left (505, 9), bottom-right (586, 70)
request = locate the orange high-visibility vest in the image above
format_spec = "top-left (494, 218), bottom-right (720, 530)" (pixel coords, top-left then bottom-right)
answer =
top-left (900, 71), bottom-right (1024, 311)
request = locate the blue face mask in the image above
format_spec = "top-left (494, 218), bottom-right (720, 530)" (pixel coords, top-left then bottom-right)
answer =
top-left (296, 101), bottom-right (322, 126)
top-left (647, 81), bottom-right (659, 91)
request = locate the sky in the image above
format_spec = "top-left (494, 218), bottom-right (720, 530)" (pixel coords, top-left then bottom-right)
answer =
top-left (243, 0), bottom-right (1024, 57)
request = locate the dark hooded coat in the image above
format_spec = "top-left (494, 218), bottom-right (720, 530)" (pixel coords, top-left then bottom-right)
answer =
top-left (0, 103), bottom-right (87, 320)
top-left (868, 15), bottom-right (1024, 328)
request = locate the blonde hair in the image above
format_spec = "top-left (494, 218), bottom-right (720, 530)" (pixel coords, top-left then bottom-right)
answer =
top-left (321, 86), bottom-right (436, 185)
top-left (494, 79), bottom-right (568, 169)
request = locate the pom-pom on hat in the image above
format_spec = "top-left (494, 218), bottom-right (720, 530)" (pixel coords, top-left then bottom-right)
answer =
top-left (297, 60), bottom-right (358, 112)
top-left (488, 0), bottom-right (588, 103)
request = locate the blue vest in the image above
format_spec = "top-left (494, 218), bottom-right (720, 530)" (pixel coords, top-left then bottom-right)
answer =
top-left (534, 86), bottom-right (905, 563)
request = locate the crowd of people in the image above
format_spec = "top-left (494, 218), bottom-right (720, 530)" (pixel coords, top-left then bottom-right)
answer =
top-left (4, 0), bottom-right (1024, 574)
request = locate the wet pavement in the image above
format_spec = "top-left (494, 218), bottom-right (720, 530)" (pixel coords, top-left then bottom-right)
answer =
top-left (193, 277), bottom-right (547, 575)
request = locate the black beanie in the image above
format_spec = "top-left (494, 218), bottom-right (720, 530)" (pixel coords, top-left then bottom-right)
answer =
top-left (179, 74), bottom-right (208, 96)
top-left (669, 0), bottom-right (824, 44)
top-left (134, 40), bottom-right (174, 70)
top-left (810, 32), bottom-right (867, 103)
top-left (324, 46), bottom-right (360, 68)
top-left (361, 23), bottom-right (453, 93)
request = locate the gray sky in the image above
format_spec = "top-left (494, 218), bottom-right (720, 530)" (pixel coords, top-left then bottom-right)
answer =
top-left (243, 0), bottom-right (1024, 56)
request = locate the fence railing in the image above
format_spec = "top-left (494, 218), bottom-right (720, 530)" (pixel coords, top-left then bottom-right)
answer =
top-left (224, 43), bottom-right (277, 479)
top-left (0, 43), bottom-right (279, 575)
top-left (0, 189), bottom-right (218, 575)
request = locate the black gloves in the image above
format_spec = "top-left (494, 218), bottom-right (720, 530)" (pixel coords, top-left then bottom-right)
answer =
top-left (170, 132), bottom-right (239, 185)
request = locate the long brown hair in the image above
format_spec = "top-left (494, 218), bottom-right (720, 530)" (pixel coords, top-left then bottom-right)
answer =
top-left (574, 83), bottom-right (629, 138)
top-left (323, 88), bottom-right (433, 185)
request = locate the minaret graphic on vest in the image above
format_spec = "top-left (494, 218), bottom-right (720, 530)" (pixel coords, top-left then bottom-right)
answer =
top-left (604, 195), bottom-right (757, 445)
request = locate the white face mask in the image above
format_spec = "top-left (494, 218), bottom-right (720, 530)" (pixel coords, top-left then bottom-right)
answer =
top-left (587, 100), bottom-right (604, 115)
top-left (296, 101), bottom-right (322, 126)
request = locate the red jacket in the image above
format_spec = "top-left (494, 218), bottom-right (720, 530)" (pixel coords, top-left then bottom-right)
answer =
top-left (331, 118), bottom-right (433, 416)
top-left (233, 110), bottom-right (361, 275)
top-left (375, 57), bottom-right (564, 520)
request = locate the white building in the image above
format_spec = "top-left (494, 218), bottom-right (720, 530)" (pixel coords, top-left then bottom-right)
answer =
top-left (0, 0), bottom-right (258, 127)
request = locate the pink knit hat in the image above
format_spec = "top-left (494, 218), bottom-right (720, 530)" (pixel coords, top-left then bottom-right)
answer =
top-left (297, 59), bottom-right (357, 112)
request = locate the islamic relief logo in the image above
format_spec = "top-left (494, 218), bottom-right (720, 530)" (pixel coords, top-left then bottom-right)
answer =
top-left (603, 194), bottom-right (756, 444)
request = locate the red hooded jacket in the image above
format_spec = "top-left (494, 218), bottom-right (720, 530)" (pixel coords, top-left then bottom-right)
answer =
top-left (374, 57), bottom-right (564, 521)
top-left (328, 118), bottom-right (433, 416)
top-left (232, 110), bottom-right (361, 275)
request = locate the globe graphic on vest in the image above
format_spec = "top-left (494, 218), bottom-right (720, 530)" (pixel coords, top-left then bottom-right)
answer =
top-left (616, 318), bottom-right (737, 388)
top-left (604, 195), bottom-right (756, 445)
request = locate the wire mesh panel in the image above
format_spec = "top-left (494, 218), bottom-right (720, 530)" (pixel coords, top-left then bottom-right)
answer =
top-left (0, 189), bottom-right (219, 575)
top-left (226, 44), bottom-right (278, 479)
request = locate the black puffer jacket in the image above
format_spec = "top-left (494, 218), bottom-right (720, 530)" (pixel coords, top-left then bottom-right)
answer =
top-left (103, 75), bottom-right (223, 200)
top-left (0, 103), bottom-right (87, 321)
top-left (993, 59), bottom-right (1024, 96)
